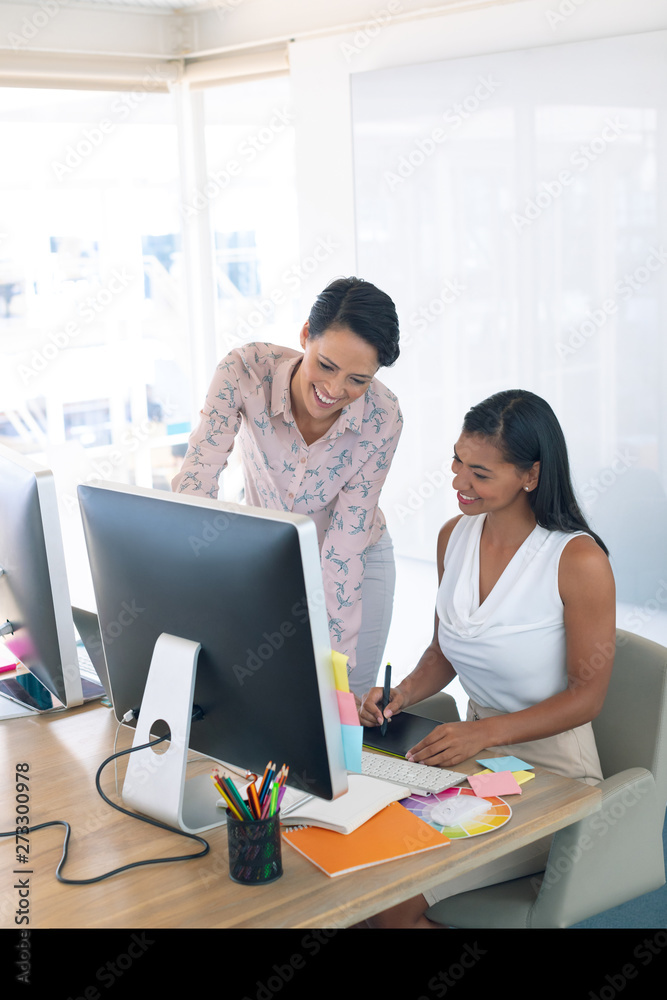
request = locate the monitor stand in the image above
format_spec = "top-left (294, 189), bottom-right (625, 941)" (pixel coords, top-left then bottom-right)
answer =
top-left (122, 632), bottom-right (228, 834)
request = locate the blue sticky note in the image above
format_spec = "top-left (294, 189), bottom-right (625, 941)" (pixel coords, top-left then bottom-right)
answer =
top-left (341, 724), bottom-right (363, 773)
top-left (476, 755), bottom-right (533, 772)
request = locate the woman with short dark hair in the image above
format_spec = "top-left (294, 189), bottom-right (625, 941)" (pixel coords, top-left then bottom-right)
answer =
top-left (173, 277), bottom-right (402, 696)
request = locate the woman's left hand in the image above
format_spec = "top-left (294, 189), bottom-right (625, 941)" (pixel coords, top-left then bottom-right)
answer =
top-left (405, 720), bottom-right (490, 769)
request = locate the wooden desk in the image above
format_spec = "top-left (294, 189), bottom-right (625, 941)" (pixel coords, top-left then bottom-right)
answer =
top-left (0, 702), bottom-right (601, 929)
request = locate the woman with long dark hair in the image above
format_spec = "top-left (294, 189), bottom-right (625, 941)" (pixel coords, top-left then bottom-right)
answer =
top-left (173, 277), bottom-right (402, 696)
top-left (464, 389), bottom-right (608, 550)
top-left (360, 389), bottom-right (615, 927)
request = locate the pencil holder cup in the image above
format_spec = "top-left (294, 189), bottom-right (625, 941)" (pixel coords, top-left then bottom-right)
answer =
top-left (226, 810), bottom-right (283, 885)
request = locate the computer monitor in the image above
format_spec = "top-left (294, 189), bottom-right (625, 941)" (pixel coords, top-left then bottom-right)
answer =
top-left (77, 481), bottom-right (348, 833)
top-left (0, 444), bottom-right (84, 712)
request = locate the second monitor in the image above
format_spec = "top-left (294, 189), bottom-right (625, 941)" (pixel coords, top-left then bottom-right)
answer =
top-left (0, 444), bottom-right (88, 714)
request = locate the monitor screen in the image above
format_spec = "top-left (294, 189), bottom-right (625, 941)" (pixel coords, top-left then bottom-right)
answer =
top-left (0, 444), bottom-right (83, 711)
top-left (77, 481), bottom-right (348, 805)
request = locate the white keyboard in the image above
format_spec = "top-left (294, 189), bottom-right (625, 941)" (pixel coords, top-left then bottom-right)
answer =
top-left (77, 645), bottom-right (98, 681)
top-left (361, 751), bottom-right (466, 794)
top-left (76, 645), bottom-right (106, 702)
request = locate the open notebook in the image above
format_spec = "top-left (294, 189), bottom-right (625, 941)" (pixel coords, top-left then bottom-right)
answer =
top-left (280, 773), bottom-right (410, 834)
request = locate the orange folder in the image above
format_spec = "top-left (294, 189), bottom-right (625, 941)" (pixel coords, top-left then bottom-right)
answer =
top-left (282, 801), bottom-right (450, 877)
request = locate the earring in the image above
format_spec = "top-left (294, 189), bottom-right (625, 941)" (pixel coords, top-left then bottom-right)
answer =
top-left (524, 487), bottom-right (530, 492)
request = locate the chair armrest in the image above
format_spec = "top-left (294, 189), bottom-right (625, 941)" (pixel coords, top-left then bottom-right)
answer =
top-left (530, 767), bottom-right (665, 927)
top-left (405, 692), bottom-right (460, 724)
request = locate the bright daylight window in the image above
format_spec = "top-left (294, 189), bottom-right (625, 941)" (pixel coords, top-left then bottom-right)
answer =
top-left (0, 76), bottom-right (298, 604)
top-left (202, 78), bottom-right (300, 357)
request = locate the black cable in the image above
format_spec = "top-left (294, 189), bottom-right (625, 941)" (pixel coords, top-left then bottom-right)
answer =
top-left (1, 732), bottom-right (210, 884)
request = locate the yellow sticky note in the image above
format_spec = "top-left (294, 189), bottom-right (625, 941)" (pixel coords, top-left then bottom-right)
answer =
top-left (511, 770), bottom-right (536, 785)
top-left (331, 651), bottom-right (349, 693)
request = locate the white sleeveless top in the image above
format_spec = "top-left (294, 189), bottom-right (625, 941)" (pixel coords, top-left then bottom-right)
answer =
top-left (436, 513), bottom-right (586, 714)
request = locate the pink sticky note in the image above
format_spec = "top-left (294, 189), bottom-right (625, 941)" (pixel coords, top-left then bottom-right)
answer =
top-left (336, 689), bottom-right (360, 726)
top-left (468, 770), bottom-right (522, 797)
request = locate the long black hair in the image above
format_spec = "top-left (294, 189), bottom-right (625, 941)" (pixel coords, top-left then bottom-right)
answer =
top-left (307, 277), bottom-right (400, 368)
top-left (462, 389), bottom-right (608, 554)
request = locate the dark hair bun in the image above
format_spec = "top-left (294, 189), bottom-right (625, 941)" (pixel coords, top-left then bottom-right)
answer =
top-left (308, 277), bottom-right (400, 368)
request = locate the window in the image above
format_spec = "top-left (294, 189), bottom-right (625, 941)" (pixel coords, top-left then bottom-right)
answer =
top-left (202, 76), bottom-right (300, 359)
top-left (0, 76), bottom-right (299, 602)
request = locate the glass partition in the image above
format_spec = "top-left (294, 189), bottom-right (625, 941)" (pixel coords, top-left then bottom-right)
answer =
top-left (352, 30), bottom-right (667, 648)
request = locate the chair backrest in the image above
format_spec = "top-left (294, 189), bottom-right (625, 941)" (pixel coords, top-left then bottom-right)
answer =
top-left (592, 629), bottom-right (667, 803)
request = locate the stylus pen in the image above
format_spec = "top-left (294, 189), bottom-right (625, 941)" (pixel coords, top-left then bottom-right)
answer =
top-left (380, 662), bottom-right (391, 737)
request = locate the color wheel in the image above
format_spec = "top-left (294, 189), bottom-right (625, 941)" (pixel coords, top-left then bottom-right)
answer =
top-left (399, 786), bottom-right (511, 839)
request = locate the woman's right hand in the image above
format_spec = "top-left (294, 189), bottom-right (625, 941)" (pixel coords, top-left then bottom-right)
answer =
top-left (359, 685), bottom-right (409, 727)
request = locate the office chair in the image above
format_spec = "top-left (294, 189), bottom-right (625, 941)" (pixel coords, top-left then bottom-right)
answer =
top-left (423, 629), bottom-right (667, 928)
top-left (406, 691), bottom-right (461, 725)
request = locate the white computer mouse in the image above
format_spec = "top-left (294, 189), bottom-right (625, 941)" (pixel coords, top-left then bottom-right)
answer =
top-left (429, 795), bottom-right (488, 827)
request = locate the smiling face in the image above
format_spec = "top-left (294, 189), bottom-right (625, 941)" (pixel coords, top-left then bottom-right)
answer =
top-left (451, 432), bottom-right (539, 517)
top-left (291, 323), bottom-right (379, 431)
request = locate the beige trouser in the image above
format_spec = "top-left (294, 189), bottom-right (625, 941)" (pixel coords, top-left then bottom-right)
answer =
top-left (422, 699), bottom-right (602, 907)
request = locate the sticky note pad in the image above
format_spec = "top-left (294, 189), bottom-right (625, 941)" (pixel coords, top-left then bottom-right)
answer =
top-left (468, 770), bottom-right (522, 797)
top-left (341, 724), bottom-right (363, 773)
top-left (476, 755), bottom-right (533, 773)
top-left (507, 769), bottom-right (534, 785)
top-left (477, 768), bottom-right (535, 786)
top-left (331, 651), bottom-right (350, 693)
top-left (337, 689), bottom-right (359, 726)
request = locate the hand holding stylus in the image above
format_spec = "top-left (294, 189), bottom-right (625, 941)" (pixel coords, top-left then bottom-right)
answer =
top-left (359, 674), bottom-right (409, 729)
